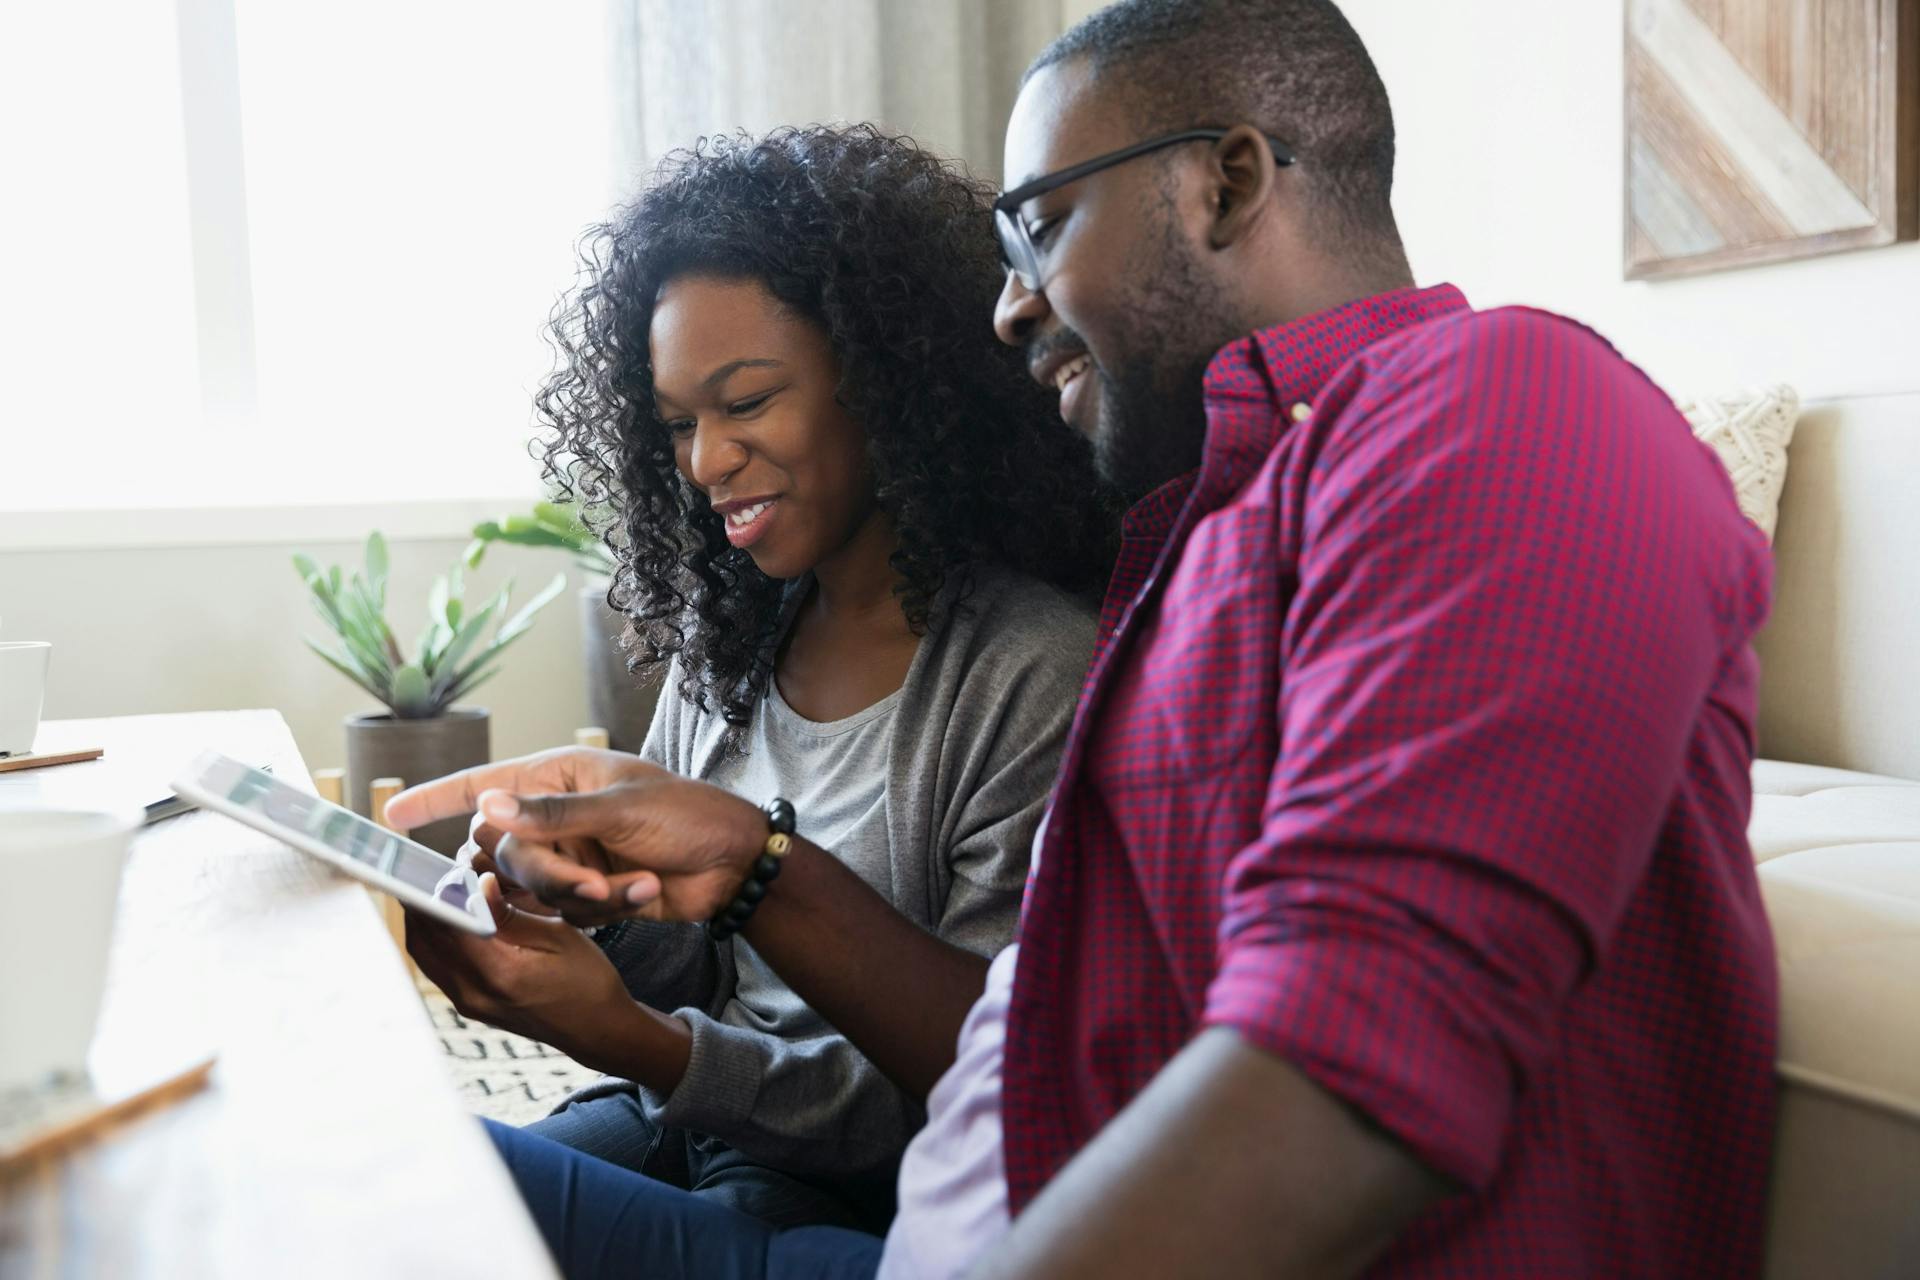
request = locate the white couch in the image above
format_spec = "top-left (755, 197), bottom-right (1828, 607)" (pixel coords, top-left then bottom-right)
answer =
top-left (1745, 394), bottom-right (1920, 1278)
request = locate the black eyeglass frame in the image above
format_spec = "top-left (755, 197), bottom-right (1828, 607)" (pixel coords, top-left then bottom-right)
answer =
top-left (993, 127), bottom-right (1296, 289)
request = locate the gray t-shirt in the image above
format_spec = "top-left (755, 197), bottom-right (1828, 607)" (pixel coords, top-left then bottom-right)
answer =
top-left (709, 678), bottom-right (899, 1050)
top-left (585, 564), bottom-right (1099, 1185)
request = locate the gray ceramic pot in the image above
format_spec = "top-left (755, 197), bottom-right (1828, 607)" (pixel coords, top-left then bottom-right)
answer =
top-left (578, 583), bottom-right (662, 753)
top-left (344, 707), bottom-right (490, 855)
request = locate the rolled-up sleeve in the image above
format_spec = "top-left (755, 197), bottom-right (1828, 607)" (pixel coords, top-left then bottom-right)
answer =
top-left (1203, 312), bottom-right (1764, 1188)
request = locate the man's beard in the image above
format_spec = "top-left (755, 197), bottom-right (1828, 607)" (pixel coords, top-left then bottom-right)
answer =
top-left (1095, 350), bottom-right (1210, 503)
top-left (1090, 223), bottom-right (1229, 504)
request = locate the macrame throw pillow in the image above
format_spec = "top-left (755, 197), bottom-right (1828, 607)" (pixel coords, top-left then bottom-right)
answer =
top-left (1673, 384), bottom-right (1800, 541)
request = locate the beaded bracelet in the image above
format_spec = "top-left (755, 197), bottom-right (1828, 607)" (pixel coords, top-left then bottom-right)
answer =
top-left (707, 797), bottom-right (796, 941)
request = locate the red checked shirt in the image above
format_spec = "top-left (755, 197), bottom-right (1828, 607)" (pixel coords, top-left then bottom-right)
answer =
top-left (1001, 285), bottom-right (1778, 1276)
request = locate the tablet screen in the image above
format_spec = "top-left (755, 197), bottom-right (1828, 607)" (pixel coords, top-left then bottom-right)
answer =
top-left (194, 755), bottom-right (482, 916)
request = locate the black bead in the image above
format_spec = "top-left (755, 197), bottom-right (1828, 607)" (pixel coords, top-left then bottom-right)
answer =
top-left (738, 877), bottom-right (767, 904)
top-left (764, 797), bottom-right (796, 835)
top-left (755, 854), bottom-right (782, 882)
top-left (707, 919), bottom-right (735, 941)
top-left (724, 898), bottom-right (757, 924)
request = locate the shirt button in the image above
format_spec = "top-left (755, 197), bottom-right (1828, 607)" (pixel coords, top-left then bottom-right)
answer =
top-left (1290, 402), bottom-right (1312, 423)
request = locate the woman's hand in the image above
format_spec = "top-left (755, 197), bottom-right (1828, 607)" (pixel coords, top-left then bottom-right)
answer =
top-left (456, 814), bottom-right (558, 917)
top-left (387, 747), bottom-right (768, 927)
top-left (405, 874), bottom-right (691, 1088)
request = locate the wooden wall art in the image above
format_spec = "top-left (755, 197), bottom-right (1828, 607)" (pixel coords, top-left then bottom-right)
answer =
top-left (1625, 0), bottom-right (1917, 279)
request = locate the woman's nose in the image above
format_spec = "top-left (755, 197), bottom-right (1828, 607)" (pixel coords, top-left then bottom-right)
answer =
top-left (685, 420), bottom-right (748, 490)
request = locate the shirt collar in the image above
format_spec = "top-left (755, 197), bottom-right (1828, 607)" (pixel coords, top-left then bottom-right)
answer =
top-left (1201, 282), bottom-right (1472, 475)
top-left (1120, 283), bottom-right (1471, 540)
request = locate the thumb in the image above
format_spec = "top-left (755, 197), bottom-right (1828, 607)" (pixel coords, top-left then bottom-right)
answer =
top-left (479, 869), bottom-right (513, 929)
top-left (480, 872), bottom-right (563, 950)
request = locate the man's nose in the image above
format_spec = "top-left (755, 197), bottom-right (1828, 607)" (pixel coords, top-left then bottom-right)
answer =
top-left (993, 270), bottom-right (1050, 348)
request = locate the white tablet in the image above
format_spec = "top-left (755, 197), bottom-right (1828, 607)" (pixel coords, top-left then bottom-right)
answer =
top-left (170, 750), bottom-right (495, 936)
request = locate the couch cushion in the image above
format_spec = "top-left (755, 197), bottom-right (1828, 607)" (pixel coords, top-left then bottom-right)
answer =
top-left (1751, 758), bottom-right (1920, 797)
top-left (1749, 785), bottom-right (1920, 862)
top-left (1748, 759), bottom-right (1920, 1278)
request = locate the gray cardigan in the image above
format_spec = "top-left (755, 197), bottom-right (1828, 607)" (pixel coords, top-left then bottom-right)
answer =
top-left (584, 564), bottom-right (1097, 1181)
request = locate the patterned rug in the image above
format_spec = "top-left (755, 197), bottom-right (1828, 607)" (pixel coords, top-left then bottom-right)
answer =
top-left (417, 977), bottom-right (601, 1127)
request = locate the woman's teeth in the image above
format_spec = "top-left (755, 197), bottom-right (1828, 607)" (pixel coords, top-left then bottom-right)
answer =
top-left (1053, 354), bottom-right (1092, 392)
top-left (727, 501), bottom-right (772, 529)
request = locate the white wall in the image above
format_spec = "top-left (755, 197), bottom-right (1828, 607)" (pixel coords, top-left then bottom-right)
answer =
top-left (1342, 0), bottom-right (1914, 402)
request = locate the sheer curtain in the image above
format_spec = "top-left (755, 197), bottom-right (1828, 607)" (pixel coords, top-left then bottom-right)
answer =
top-left (605, 0), bottom-right (1073, 189)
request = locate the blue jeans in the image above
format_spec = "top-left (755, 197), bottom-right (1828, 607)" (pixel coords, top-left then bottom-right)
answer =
top-left (527, 1088), bottom-right (888, 1232)
top-left (486, 1119), bottom-right (886, 1280)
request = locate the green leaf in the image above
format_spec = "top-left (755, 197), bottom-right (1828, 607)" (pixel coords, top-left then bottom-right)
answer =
top-left (302, 637), bottom-right (389, 703)
top-left (462, 537), bottom-right (489, 569)
top-left (302, 574), bottom-right (347, 627)
top-left (493, 572), bottom-right (567, 646)
top-left (301, 566), bottom-right (388, 674)
top-left (294, 557), bottom-right (347, 632)
top-left (415, 620), bottom-right (450, 675)
top-left (365, 531), bottom-right (389, 611)
top-left (442, 659), bottom-right (502, 707)
top-left (531, 500), bottom-right (582, 535)
top-left (430, 595), bottom-right (501, 691)
top-left (431, 568), bottom-right (467, 633)
top-left (310, 597), bottom-right (389, 677)
top-left (389, 662), bottom-right (432, 717)
top-left (427, 573), bottom-right (449, 627)
top-left (344, 573), bottom-right (404, 665)
top-left (494, 516), bottom-right (577, 550)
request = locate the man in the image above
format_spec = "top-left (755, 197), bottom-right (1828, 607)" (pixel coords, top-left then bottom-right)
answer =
top-left (393, 1), bottom-right (1778, 1275)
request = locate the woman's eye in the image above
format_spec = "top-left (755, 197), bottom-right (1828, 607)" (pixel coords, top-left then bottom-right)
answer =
top-left (727, 394), bottom-right (772, 416)
top-left (664, 418), bottom-right (695, 437)
top-left (1026, 215), bottom-right (1058, 247)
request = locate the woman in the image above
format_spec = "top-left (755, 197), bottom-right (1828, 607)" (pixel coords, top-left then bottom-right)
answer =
top-left (404, 124), bottom-right (1117, 1235)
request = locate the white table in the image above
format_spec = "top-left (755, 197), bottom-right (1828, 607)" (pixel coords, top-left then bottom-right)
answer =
top-left (0, 711), bottom-right (555, 1277)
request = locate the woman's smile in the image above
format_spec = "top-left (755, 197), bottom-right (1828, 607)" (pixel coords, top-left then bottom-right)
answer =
top-left (714, 495), bottom-right (782, 548)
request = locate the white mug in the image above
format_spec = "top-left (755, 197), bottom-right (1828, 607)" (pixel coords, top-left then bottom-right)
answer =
top-left (0, 806), bottom-right (140, 1089)
top-left (0, 640), bottom-right (52, 757)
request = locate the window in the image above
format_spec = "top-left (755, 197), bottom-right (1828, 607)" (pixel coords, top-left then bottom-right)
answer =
top-left (1, 1), bottom-right (621, 514)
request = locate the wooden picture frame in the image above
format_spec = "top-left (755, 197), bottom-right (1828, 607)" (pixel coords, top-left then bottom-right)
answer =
top-left (1625, 0), bottom-right (1918, 280)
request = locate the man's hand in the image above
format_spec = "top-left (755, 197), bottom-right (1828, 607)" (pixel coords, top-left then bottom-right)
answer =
top-left (405, 874), bottom-right (694, 1089)
top-left (386, 747), bottom-right (767, 927)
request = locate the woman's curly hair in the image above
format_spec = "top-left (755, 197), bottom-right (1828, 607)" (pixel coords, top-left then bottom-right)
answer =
top-left (537, 124), bottom-right (1122, 733)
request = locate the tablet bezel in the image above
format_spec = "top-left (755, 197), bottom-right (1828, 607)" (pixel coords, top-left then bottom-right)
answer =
top-left (170, 750), bottom-right (496, 937)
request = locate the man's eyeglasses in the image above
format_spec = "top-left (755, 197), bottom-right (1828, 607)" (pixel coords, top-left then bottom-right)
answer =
top-left (993, 128), bottom-right (1296, 290)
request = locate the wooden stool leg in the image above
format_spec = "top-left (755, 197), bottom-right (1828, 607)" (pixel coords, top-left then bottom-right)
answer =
top-left (312, 768), bottom-right (345, 806)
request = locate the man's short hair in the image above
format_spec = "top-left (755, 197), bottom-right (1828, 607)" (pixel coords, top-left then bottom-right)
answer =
top-left (1028, 0), bottom-right (1398, 246)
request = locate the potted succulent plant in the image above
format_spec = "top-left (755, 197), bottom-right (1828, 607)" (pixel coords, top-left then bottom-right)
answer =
top-left (467, 501), bottom-right (661, 753)
top-left (294, 531), bottom-right (565, 854)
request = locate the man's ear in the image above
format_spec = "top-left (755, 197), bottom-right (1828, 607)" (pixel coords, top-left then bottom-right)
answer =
top-left (1205, 124), bottom-right (1280, 251)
